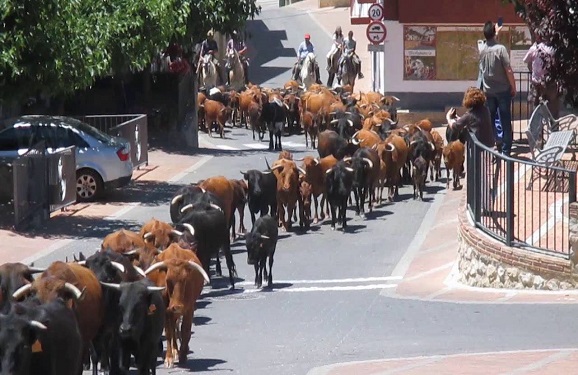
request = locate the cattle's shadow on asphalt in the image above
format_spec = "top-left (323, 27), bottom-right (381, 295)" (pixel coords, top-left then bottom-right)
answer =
top-left (363, 210), bottom-right (393, 220)
top-left (341, 223), bottom-right (366, 234)
top-left (184, 358), bottom-right (229, 373)
top-left (102, 179), bottom-right (180, 207)
top-left (193, 315), bottom-right (212, 326)
top-left (11, 215), bottom-right (141, 240)
top-left (291, 225), bottom-right (321, 236)
top-left (195, 300), bottom-right (212, 309)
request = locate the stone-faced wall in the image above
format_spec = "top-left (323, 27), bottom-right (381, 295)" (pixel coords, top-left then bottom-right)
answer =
top-left (457, 196), bottom-right (578, 290)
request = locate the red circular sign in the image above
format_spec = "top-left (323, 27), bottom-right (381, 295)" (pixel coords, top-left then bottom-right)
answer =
top-left (366, 21), bottom-right (387, 45)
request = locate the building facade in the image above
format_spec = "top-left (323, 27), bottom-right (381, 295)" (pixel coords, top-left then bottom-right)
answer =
top-left (351, 0), bottom-right (531, 110)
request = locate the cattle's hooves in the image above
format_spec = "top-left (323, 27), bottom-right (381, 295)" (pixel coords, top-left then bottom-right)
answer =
top-left (313, 218), bottom-right (318, 224)
top-left (165, 359), bottom-right (174, 369)
top-left (331, 226), bottom-right (336, 231)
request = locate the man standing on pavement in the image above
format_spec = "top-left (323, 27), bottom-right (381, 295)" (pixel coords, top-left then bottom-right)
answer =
top-left (339, 30), bottom-right (364, 80)
top-left (294, 34), bottom-right (322, 84)
top-left (478, 21), bottom-right (516, 156)
top-left (523, 35), bottom-right (559, 118)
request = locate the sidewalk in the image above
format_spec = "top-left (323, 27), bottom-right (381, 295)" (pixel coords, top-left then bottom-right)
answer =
top-left (0, 149), bottom-right (210, 264)
top-left (288, 0), bottom-right (372, 93)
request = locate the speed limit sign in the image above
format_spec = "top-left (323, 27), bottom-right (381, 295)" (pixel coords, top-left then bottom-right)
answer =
top-left (368, 3), bottom-right (384, 21)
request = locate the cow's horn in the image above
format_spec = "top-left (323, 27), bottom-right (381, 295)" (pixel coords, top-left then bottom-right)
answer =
top-left (270, 165), bottom-right (284, 172)
top-left (29, 321), bottom-right (47, 330)
top-left (362, 158), bottom-right (374, 169)
top-left (343, 157), bottom-right (352, 162)
top-left (429, 142), bottom-right (435, 151)
top-left (345, 111), bottom-right (352, 115)
top-left (187, 261), bottom-right (210, 284)
top-left (171, 229), bottom-right (183, 236)
top-left (352, 130), bottom-right (360, 139)
top-left (200, 187), bottom-right (206, 193)
top-left (133, 266), bottom-right (146, 277)
top-left (180, 204), bottom-right (193, 213)
top-left (12, 283), bottom-right (32, 299)
top-left (351, 137), bottom-right (360, 145)
top-left (313, 158), bottom-right (320, 165)
top-left (63, 283), bottom-right (83, 299)
top-left (77, 260), bottom-right (87, 266)
top-left (147, 286), bottom-right (166, 292)
top-left (410, 140), bottom-right (417, 146)
top-left (210, 203), bottom-right (222, 211)
top-left (100, 282), bottom-right (121, 290)
top-left (387, 143), bottom-right (396, 152)
top-left (325, 169), bottom-right (332, 175)
top-left (384, 118), bottom-right (395, 124)
top-left (297, 167), bottom-right (307, 175)
top-left (144, 262), bottom-right (167, 275)
top-left (123, 249), bottom-right (138, 255)
top-left (239, 171), bottom-right (246, 176)
top-left (345, 167), bottom-right (354, 172)
top-left (110, 261), bottom-right (126, 273)
top-left (182, 223), bottom-right (195, 236)
top-left (293, 157), bottom-right (304, 161)
top-left (260, 235), bottom-right (270, 239)
top-left (170, 194), bottom-right (183, 205)
top-left (347, 119), bottom-right (354, 127)
top-left (330, 119), bottom-right (338, 124)
top-left (27, 267), bottom-right (45, 274)
top-left (143, 232), bottom-right (153, 239)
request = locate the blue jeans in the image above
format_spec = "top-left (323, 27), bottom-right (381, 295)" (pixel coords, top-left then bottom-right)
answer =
top-left (486, 91), bottom-right (513, 156)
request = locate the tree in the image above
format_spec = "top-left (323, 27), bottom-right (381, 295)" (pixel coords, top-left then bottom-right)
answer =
top-left (0, 0), bottom-right (260, 104)
top-left (504, 0), bottom-right (578, 106)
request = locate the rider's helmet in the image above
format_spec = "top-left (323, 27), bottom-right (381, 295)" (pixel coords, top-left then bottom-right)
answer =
top-left (304, 34), bottom-right (310, 40)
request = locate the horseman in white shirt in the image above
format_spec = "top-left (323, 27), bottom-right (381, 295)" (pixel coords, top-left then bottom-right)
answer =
top-left (293, 33), bottom-right (322, 84)
top-left (326, 26), bottom-right (344, 71)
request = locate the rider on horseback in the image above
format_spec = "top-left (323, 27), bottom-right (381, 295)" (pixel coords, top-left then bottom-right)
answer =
top-left (338, 30), bottom-right (364, 80)
top-left (326, 26), bottom-right (344, 72)
top-left (293, 34), bottom-right (322, 84)
top-left (198, 30), bottom-right (224, 85)
top-left (226, 30), bottom-right (249, 85)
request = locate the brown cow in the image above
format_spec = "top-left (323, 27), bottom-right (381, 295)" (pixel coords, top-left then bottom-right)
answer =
top-left (381, 134), bottom-right (409, 201)
top-left (416, 118), bottom-right (433, 133)
top-left (301, 110), bottom-right (318, 149)
top-left (271, 159), bottom-right (305, 231)
top-left (229, 179), bottom-right (248, 238)
top-left (239, 89), bottom-right (262, 129)
top-left (12, 261), bottom-right (103, 373)
top-left (351, 129), bottom-right (381, 149)
top-left (431, 130), bottom-right (444, 181)
top-left (101, 229), bottom-right (145, 253)
top-left (144, 244), bottom-right (209, 368)
top-left (197, 92), bottom-right (207, 131)
top-left (200, 99), bottom-right (231, 138)
top-left (298, 178), bottom-right (313, 227)
top-left (140, 218), bottom-right (182, 250)
top-left (299, 155), bottom-right (337, 223)
top-left (199, 176), bottom-right (235, 238)
top-left (443, 140), bottom-right (465, 190)
top-left (248, 100), bottom-right (265, 140)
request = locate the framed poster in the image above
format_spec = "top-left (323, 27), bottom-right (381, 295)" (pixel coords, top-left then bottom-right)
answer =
top-left (403, 26), bottom-right (437, 80)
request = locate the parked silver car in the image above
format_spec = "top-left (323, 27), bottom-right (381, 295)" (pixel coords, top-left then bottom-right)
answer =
top-left (0, 115), bottom-right (133, 202)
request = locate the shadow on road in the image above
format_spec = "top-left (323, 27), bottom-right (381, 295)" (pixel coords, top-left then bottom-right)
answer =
top-left (185, 358), bottom-right (229, 373)
top-left (15, 216), bottom-right (141, 240)
top-left (246, 20), bottom-right (294, 84)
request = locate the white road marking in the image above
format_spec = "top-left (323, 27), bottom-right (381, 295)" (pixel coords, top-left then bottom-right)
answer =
top-left (213, 284), bottom-right (398, 295)
top-left (525, 197), bottom-right (569, 246)
top-left (236, 276), bottom-right (401, 286)
top-left (168, 155), bottom-right (213, 182)
top-left (244, 143), bottom-right (269, 149)
top-left (216, 145), bottom-right (241, 151)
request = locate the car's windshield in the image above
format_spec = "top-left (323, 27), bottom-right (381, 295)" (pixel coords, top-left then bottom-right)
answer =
top-left (63, 118), bottom-right (115, 144)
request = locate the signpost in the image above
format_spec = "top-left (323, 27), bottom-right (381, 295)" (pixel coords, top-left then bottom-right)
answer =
top-left (368, 3), bottom-right (384, 21)
top-left (366, 21), bottom-right (387, 45)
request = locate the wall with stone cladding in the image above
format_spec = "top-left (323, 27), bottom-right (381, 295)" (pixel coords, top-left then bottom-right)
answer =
top-left (457, 196), bottom-right (578, 290)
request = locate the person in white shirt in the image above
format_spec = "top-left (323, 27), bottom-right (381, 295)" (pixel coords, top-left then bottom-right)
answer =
top-left (326, 26), bottom-right (344, 71)
top-left (338, 31), bottom-right (364, 79)
top-left (523, 35), bottom-right (559, 117)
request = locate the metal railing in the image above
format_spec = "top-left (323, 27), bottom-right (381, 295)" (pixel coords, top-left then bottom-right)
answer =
top-left (466, 132), bottom-right (576, 259)
top-left (11, 142), bottom-right (77, 231)
top-left (77, 114), bottom-right (148, 169)
top-left (512, 71), bottom-right (533, 142)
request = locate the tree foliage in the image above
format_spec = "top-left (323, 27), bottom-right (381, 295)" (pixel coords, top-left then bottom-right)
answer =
top-left (504, 0), bottom-right (578, 105)
top-left (0, 0), bottom-right (260, 102)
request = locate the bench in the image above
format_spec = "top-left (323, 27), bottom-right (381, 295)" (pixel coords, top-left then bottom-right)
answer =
top-left (525, 105), bottom-right (575, 190)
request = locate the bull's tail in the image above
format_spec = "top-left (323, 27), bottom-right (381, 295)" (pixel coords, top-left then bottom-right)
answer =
top-left (265, 157), bottom-right (271, 170)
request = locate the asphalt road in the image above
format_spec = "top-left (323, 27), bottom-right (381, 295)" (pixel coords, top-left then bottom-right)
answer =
top-left (27, 1), bottom-right (578, 374)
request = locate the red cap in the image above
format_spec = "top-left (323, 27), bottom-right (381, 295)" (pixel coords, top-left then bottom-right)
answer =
top-left (305, 34), bottom-right (310, 39)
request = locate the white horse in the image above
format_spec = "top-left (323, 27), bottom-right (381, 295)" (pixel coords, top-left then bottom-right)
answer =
top-left (226, 49), bottom-right (245, 90)
top-left (200, 54), bottom-right (217, 89)
top-left (300, 52), bottom-right (317, 90)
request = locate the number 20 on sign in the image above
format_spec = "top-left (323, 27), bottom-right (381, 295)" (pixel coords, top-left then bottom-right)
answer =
top-left (368, 3), bottom-right (384, 21)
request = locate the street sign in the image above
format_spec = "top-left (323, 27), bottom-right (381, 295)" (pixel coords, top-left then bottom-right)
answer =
top-left (366, 21), bottom-right (387, 45)
top-left (367, 44), bottom-right (385, 52)
top-left (368, 3), bottom-right (384, 21)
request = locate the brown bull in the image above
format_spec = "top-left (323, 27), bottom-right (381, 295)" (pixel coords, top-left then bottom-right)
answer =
top-left (144, 244), bottom-right (209, 368)
top-left (140, 218), bottom-right (182, 250)
top-left (431, 130), bottom-right (444, 181)
top-left (298, 155), bottom-right (337, 223)
top-left (351, 129), bottom-right (381, 149)
top-left (381, 134), bottom-right (409, 202)
top-left (229, 178), bottom-right (248, 238)
top-left (443, 140), bottom-right (465, 190)
top-left (200, 99), bottom-right (231, 138)
top-left (271, 159), bottom-right (306, 231)
top-left (12, 261), bottom-right (104, 372)
top-left (101, 229), bottom-right (145, 253)
top-left (199, 176), bottom-right (235, 238)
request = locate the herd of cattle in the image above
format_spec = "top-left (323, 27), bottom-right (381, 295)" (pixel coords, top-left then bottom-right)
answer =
top-left (0, 82), bottom-right (468, 374)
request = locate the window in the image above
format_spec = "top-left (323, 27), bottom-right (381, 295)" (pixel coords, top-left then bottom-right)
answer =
top-left (0, 127), bottom-right (34, 151)
top-left (35, 125), bottom-right (77, 149)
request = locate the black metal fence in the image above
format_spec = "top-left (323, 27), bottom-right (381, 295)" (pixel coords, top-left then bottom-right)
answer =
top-left (78, 114), bottom-right (148, 169)
top-left (512, 71), bottom-right (533, 142)
top-left (466, 132), bottom-right (576, 259)
top-left (10, 142), bottom-right (77, 231)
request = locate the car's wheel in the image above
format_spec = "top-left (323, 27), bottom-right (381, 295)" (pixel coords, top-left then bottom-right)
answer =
top-left (76, 168), bottom-right (103, 202)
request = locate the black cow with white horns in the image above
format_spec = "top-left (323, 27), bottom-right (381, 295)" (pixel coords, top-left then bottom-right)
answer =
top-left (169, 184), bottom-right (224, 224)
top-left (245, 215), bottom-right (278, 289)
top-left (325, 161), bottom-right (354, 230)
top-left (100, 279), bottom-right (166, 375)
top-left (0, 263), bottom-right (45, 313)
top-left (175, 200), bottom-right (237, 289)
top-left (240, 169), bottom-right (278, 226)
top-left (0, 298), bottom-right (83, 375)
top-left (260, 98), bottom-right (286, 151)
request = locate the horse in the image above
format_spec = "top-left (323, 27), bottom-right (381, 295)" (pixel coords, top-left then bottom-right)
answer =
top-left (200, 54), bottom-right (218, 89)
top-left (339, 53), bottom-right (356, 90)
top-left (226, 49), bottom-right (245, 91)
top-left (300, 52), bottom-right (317, 90)
top-left (326, 46), bottom-right (342, 88)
